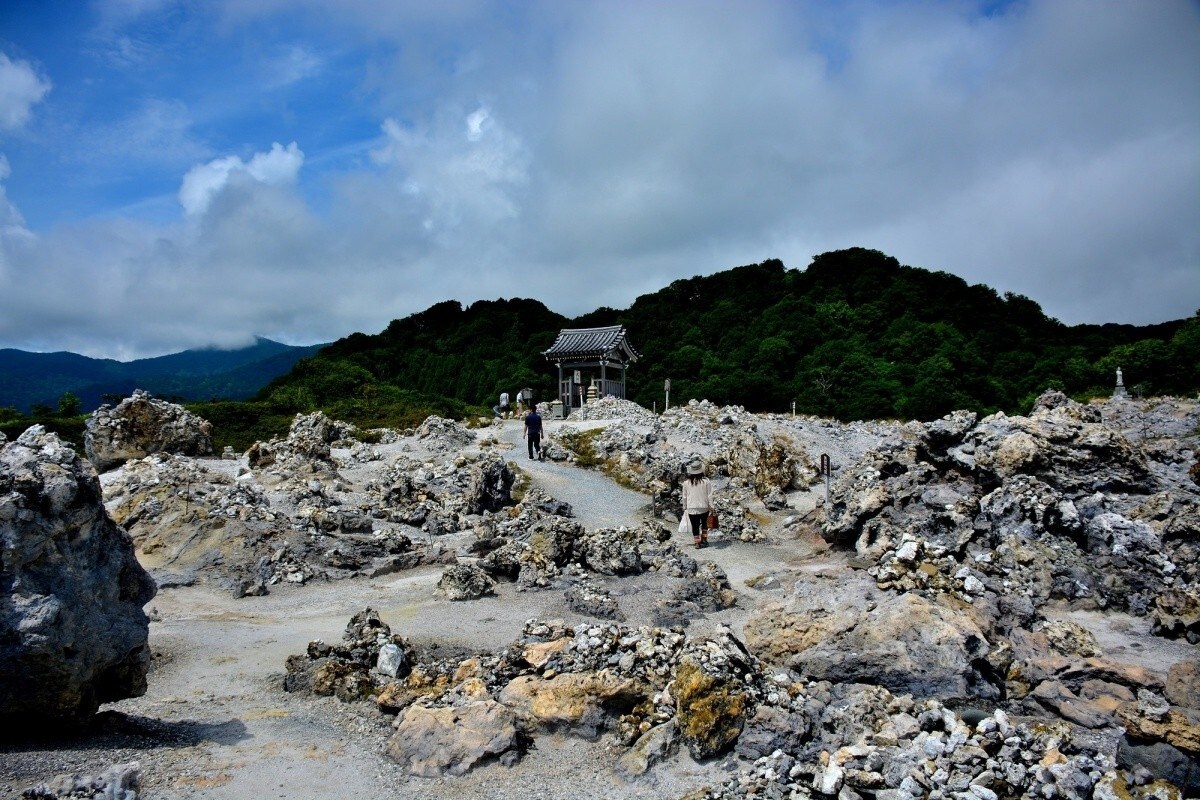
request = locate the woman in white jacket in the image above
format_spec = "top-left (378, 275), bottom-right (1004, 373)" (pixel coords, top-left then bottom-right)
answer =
top-left (681, 461), bottom-right (714, 548)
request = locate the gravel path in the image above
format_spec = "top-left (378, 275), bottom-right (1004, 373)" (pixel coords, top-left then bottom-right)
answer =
top-left (494, 416), bottom-right (830, 637)
top-left (497, 415), bottom-right (825, 581)
top-left (495, 417), bottom-right (651, 530)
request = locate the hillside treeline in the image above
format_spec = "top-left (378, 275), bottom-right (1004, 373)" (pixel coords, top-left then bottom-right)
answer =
top-left (240, 248), bottom-right (1196, 433)
top-left (6, 248), bottom-right (1193, 452)
top-left (622, 249), bottom-right (1196, 419)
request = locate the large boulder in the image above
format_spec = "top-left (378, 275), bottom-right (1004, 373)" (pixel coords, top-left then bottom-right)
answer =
top-left (1152, 587), bottom-right (1200, 643)
top-left (745, 568), bottom-right (997, 702)
top-left (498, 669), bottom-right (647, 740)
top-left (674, 659), bottom-right (751, 760)
top-left (85, 389), bottom-right (214, 470)
top-left (1, 427), bottom-right (157, 728)
top-left (787, 593), bottom-right (995, 701)
top-left (386, 700), bottom-right (520, 776)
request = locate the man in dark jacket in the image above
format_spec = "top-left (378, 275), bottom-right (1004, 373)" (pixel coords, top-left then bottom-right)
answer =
top-left (523, 407), bottom-right (543, 460)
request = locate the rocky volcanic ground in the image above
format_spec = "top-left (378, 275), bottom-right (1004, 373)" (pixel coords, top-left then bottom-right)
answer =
top-left (2, 392), bottom-right (1198, 800)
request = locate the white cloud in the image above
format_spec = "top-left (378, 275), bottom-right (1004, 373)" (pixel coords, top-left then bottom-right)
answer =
top-left (263, 44), bottom-right (324, 89)
top-left (0, 1), bottom-right (1197, 361)
top-left (179, 141), bottom-right (304, 216)
top-left (465, 107), bottom-right (489, 141)
top-left (371, 104), bottom-right (529, 236)
top-left (86, 98), bottom-right (211, 168)
top-left (0, 155), bottom-right (37, 295)
top-left (0, 52), bottom-right (52, 131)
top-left (0, 155), bottom-right (24, 228)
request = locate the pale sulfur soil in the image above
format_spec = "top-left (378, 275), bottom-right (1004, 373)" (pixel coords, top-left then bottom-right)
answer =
top-left (0, 415), bottom-right (1189, 799)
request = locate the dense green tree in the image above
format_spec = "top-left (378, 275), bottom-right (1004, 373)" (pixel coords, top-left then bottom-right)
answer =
top-left (56, 391), bottom-right (83, 417)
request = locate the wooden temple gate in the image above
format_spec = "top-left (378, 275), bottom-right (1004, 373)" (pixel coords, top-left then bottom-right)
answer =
top-left (542, 325), bottom-right (640, 418)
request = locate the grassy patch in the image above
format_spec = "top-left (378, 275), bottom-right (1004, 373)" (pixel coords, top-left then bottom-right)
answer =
top-left (601, 461), bottom-right (649, 494)
top-left (746, 510), bottom-right (772, 526)
top-left (555, 427), bottom-right (606, 468)
top-left (509, 465), bottom-right (531, 503)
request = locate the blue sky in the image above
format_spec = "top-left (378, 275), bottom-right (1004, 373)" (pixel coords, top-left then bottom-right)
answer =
top-left (0, 0), bottom-right (1197, 360)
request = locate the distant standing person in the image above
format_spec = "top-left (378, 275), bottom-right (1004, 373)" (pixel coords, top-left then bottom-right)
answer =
top-left (515, 388), bottom-right (526, 414)
top-left (523, 406), bottom-right (543, 460)
top-left (494, 391), bottom-right (510, 419)
top-left (681, 461), bottom-right (714, 548)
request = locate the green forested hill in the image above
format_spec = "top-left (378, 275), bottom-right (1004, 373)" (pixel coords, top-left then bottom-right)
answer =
top-left (13, 248), bottom-right (1192, 452)
top-left (249, 248), bottom-right (1196, 431)
top-left (617, 249), bottom-right (1194, 419)
top-left (212, 298), bottom-right (570, 444)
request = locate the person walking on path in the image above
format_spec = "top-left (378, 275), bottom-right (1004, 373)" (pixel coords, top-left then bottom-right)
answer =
top-left (681, 461), bottom-right (714, 548)
top-left (523, 406), bottom-right (543, 460)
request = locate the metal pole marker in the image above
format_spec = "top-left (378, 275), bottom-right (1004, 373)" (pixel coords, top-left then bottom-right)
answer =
top-left (820, 454), bottom-right (831, 503)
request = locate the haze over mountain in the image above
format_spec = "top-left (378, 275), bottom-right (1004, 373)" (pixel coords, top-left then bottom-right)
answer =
top-left (0, 337), bottom-right (324, 413)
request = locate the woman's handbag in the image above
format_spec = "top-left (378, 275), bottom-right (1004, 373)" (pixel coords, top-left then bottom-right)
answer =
top-left (678, 515), bottom-right (690, 534)
top-left (706, 511), bottom-right (719, 530)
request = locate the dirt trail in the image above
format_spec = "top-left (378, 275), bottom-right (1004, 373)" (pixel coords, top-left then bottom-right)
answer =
top-left (495, 417), bottom-right (650, 529)
top-left (496, 417), bottom-right (821, 590)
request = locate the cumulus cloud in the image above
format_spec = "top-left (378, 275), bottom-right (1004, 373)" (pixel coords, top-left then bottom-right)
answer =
top-left (0, 1), bottom-right (1196, 360)
top-left (371, 104), bottom-right (529, 236)
top-left (0, 52), bottom-right (51, 131)
top-left (179, 141), bottom-right (304, 216)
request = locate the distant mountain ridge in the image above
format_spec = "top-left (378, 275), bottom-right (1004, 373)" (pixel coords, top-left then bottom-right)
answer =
top-left (0, 337), bottom-right (326, 413)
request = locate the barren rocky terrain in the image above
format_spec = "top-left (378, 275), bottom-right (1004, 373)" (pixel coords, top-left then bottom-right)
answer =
top-left (3, 393), bottom-right (1198, 799)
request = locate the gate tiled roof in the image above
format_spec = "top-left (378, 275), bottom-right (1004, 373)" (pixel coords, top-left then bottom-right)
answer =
top-left (543, 326), bottom-right (639, 363)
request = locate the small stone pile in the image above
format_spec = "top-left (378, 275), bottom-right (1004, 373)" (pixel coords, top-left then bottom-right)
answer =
top-left (566, 397), bottom-right (660, 424)
top-left (467, 516), bottom-right (734, 621)
top-left (283, 608), bottom-right (415, 702)
top-left (413, 415), bottom-right (478, 452)
top-left (84, 390), bottom-right (213, 471)
top-left (706, 694), bottom-right (1159, 800)
top-left (366, 450), bottom-right (514, 534)
top-left (246, 411), bottom-right (351, 476)
top-left (436, 563), bottom-right (496, 600)
top-left (20, 762), bottom-right (142, 800)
